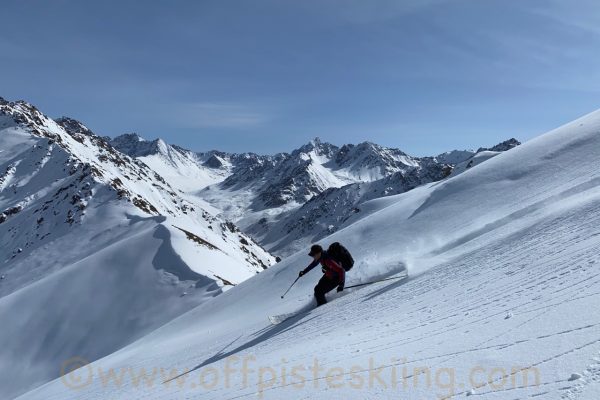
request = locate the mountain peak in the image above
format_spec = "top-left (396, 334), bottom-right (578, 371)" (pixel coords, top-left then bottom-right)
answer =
top-left (355, 141), bottom-right (383, 151)
top-left (479, 138), bottom-right (521, 152)
top-left (293, 137), bottom-right (338, 157)
top-left (114, 132), bottom-right (146, 142)
top-left (55, 116), bottom-right (94, 137)
top-left (109, 133), bottom-right (163, 157)
top-left (204, 153), bottom-right (226, 168)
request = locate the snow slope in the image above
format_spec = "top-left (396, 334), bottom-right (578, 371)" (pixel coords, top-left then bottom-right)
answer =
top-left (0, 98), bottom-right (274, 399)
top-left (19, 110), bottom-right (600, 400)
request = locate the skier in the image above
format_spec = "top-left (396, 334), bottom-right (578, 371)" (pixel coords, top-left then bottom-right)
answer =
top-left (299, 244), bottom-right (345, 306)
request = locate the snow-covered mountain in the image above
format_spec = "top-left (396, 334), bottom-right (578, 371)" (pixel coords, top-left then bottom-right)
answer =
top-left (248, 158), bottom-right (453, 256)
top-left (0, 97), bottom-right (274, 399)
top-left (112, 135), bottom-right (438, 214)
top-left (20, 107), bottom-right (600, 400)
top-left (110, 133), bottom-right (230, 194)
top-left (229, 139), bottom-right (519, 256)
top-left (113, 134), bottom-right (518, 256)
top-left (201, 138), bottom-right (437, 222)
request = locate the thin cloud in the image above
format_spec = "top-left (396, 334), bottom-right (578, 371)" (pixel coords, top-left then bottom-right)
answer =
top-left (175, 102), bottom-right (271, 129)
top-left (299, 0), bottom-right (450, 25)
top-left (530, 0), bottom-right (600, 37)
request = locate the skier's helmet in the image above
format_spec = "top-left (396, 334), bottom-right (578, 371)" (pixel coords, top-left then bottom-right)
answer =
top-left (308, 244), bottom-right (323, 257)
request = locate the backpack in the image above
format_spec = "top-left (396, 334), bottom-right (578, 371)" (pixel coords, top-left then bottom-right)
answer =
top-left (327, 242), bottom-right (354, 271)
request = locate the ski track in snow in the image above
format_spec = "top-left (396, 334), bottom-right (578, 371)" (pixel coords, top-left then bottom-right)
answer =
top-left (230, 200), bottom-right (600, 400)
top-left (8, 106), bottom-right (600, 400)
top-left (23, 182), bottom-right (600, 400)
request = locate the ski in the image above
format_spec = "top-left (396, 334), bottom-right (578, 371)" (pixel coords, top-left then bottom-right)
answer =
top-left (270, 268), bottom-right (408, 325)
top-left (345, 273), bottom-right (407, 289)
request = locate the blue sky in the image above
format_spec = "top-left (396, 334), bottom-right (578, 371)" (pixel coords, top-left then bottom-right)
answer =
top-left (1, 0), bottom-right (600, 155)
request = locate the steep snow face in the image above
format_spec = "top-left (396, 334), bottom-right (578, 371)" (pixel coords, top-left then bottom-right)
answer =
top-left (19, 111), bottom-right (600, 399)
top-left (0, 98), bottom-right (274, 399)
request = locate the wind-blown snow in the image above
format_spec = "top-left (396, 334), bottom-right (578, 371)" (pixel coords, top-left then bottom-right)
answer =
top-left (18, 110), bottom-right (600, 399)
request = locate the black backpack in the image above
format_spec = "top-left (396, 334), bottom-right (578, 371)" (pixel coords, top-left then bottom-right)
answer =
top-left (327, 242), bottom-right (354, 271)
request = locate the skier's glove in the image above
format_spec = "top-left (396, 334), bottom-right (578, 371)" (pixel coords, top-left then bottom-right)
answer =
top-left (299, 270), bottom-right (305, 277)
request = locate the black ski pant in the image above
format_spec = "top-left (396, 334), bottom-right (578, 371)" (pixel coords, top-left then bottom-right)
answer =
top-left (314, 275), bottom-right (339, 306)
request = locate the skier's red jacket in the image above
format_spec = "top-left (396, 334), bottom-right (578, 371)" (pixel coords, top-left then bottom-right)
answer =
top-left (303, 251), bottom-right (345, 285)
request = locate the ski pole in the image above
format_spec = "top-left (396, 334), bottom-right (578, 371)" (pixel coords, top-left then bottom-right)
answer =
top-left (345, 275), bottom-right (406, 289)
top-left (281, 276), bottom-right (300, 299)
